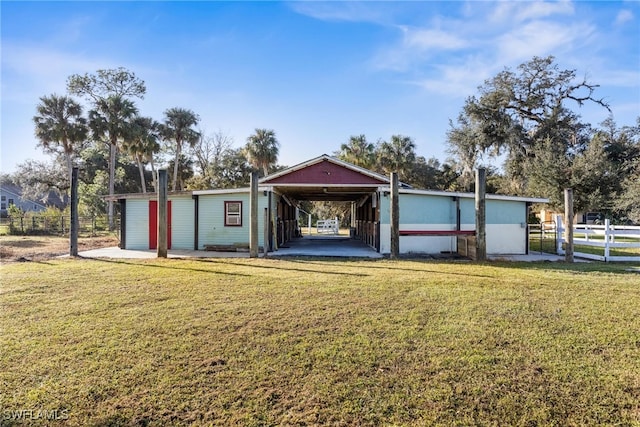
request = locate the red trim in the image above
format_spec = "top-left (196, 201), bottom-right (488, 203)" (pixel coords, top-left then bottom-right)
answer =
top-left (399, 230), bottom-right (475, 236)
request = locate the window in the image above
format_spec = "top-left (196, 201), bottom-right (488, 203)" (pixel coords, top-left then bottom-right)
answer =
top-left (8, 199), bottom-right (14, 206)
top-left (225, 201), bottom-right (242, 226)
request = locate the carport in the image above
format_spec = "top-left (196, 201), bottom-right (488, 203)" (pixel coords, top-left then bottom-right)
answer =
top-left (259, 155), bottom-right (398, 254)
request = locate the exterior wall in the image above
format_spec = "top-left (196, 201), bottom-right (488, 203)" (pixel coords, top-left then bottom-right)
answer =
top-left (125, 196), bottom-right (194, 250)
top-left (485, 200), bottom-right (527, 254)
top-left (125, 199), bottom-right (150, 250)
top-left (197, 191), bottom-right (267, 249)
top-left (0, 188), bottom-right (47, 216)
top-left (171, 197), bottom-right (195, 250)
top-left (379, 193), bottom-right (528, 255)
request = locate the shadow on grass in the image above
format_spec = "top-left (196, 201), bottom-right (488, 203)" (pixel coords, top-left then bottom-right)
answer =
top-left (191, 258), bottom-right (368, 277)
top-left (282, 257), bottom-right (496, 278)
top-left (487, 260), bottom-right (640, 275)
top-left (279, 256), bottom-right (640, 277)
top-left (86, 257), bottom-right (253, 277)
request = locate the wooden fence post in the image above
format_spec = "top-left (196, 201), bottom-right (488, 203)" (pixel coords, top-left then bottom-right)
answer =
top-left (475, 168), bottom-right (487, 261)
top-left (157, 169), bottom-right (168, 258)
top-left (250, 171), bottom-right (259, 258)
top-left (264, 207), bottom-right (269, 258)
top-left (390, 172), bottom-right (400, 259)
top-left (70, 167), bottom-right (79, 256)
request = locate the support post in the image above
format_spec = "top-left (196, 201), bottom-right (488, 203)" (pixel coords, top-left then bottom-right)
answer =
top-left (263, 207), bottom-right (269, 257)
top-left (475, 168), bottom-right (487, 261)
top-left (157, 169), bottom-right (168, 258)
top-left (564, 188), bottom-right (574, 263)
top-left (249, 171), bottom-right (259, 258)
top-left (70, 167), bottom-right (79, 257)
top-left (390, 172), bottom-right (400, 259)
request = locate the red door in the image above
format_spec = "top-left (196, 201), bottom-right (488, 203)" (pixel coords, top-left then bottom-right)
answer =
top-left (149, 200), bottom-right (172, 249)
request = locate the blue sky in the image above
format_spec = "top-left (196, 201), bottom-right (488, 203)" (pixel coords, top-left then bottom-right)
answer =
top-left (2, 1), bottom-right (639, 174)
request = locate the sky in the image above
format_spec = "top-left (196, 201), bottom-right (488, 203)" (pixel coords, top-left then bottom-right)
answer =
top-left (2, 0), bottom-right (639, 174)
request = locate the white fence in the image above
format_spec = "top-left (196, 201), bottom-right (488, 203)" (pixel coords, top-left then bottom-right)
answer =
top-left (316, 218), bottom-right (339, 235)
top-left (556, 215), bottom-right (640, 262)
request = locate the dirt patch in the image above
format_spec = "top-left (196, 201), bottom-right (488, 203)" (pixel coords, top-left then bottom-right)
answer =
top-left (0, 235), bottom-right (119, 263)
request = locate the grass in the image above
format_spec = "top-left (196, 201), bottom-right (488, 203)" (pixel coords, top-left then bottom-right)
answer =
top-left (1, 257), bottom-right (640, 426)
top-left (530, 235), bottom-right (640, 258)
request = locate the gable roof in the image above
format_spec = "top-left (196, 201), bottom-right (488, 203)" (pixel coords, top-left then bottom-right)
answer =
top-left (260, 154), bottom-right (406, 187)
top-left (0, 184), bottom-right (67, 209)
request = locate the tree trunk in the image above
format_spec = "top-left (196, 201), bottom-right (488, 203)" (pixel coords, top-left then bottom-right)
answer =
top-left (137, 155), bottom-right (147, 193)
top-left (108, 141), bottom-right (117, 230)
top-left (173, 142), bottom-right (181, 191)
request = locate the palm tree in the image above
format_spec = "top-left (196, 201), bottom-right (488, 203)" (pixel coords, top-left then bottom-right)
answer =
top-left (377, 134), bottom-right (417, 181)
top-left (33, 94), bottom-right (88, 185)
top-left (88, 95), bottom-right (138, 229)
top-left (244, 128), bottom-right (279, 177)
top-left (336, 135), bottom-right (375, 169)
top-left (159, 108), bottom-right (200, 191)
top-left (123, 116), bottom-right (160, 193)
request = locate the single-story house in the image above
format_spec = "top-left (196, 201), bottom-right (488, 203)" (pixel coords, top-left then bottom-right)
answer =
top-left (0, 183), bottom-right (67, 217)
top-left (112, 155), bottom-right (547, 256)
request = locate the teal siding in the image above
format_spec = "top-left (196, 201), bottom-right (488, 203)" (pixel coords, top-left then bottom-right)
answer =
top-left (486, 200), bottom-right (525, 224)
top-left (197, 192), bottom-right (267, 249)
top-left (393, 196), bottom-right (524, 226)
top-left (379, 192), bottom-right (389, 223)
top-left (125, 196), bottom-right (194, 250)
top-left (400, 194), bottom-right (457, 224)
top-left (460, 198), bottom-right (475, 225)
top-left (126, 199), bottom-right (149, 250)
top-left (170, 197), bottom-right (195, 249)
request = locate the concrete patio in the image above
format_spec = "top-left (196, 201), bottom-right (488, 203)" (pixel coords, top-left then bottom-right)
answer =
top-left (72, 236), bottom-right (577, 262)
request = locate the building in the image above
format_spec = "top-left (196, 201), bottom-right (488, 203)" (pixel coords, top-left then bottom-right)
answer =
top-left (113, 155), bottom-right (547, 256)
top-left (1, 184), bottom-right (46, 216)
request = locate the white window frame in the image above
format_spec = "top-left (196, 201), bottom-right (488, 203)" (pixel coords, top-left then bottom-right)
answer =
top-left (225, 201), bottom-right (242, 226)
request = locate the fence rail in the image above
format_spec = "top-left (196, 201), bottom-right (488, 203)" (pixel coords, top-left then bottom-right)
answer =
top-left (316, 218), bottom-right (339, 235)
top-left (555, 216), bottom-right (640, 262)
top-left (0, 215), bottom-right (114, 236)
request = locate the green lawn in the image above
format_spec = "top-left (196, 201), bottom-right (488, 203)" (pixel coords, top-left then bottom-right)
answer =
top-left (1, 258), bottom-right (639, 426)
top-left (530, 235), bottom-right (640, 258)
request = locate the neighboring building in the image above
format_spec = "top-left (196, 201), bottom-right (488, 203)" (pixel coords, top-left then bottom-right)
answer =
top-left (113, 155), bottom-right (548, 255)
top-left (0, 184), bottom-right (68, 217)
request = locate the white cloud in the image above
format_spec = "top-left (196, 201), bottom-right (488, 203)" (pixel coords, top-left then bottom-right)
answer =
top-left (400, 26), bottom-right (468, 51)
top-left (490, 0), bottom-right (575, 24)
top-left (373, 25), bottom-right (470, 72)
top-left (410, 59), bottom-right (495, 98)
top-left (2, 43), bottom-right (111, 86)
top-left (497, 21), bottom-right (596, 64)
top-left (288, 2), bottom-right (391, 24)
top-left (615, 9), bottom-right (634, 26)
